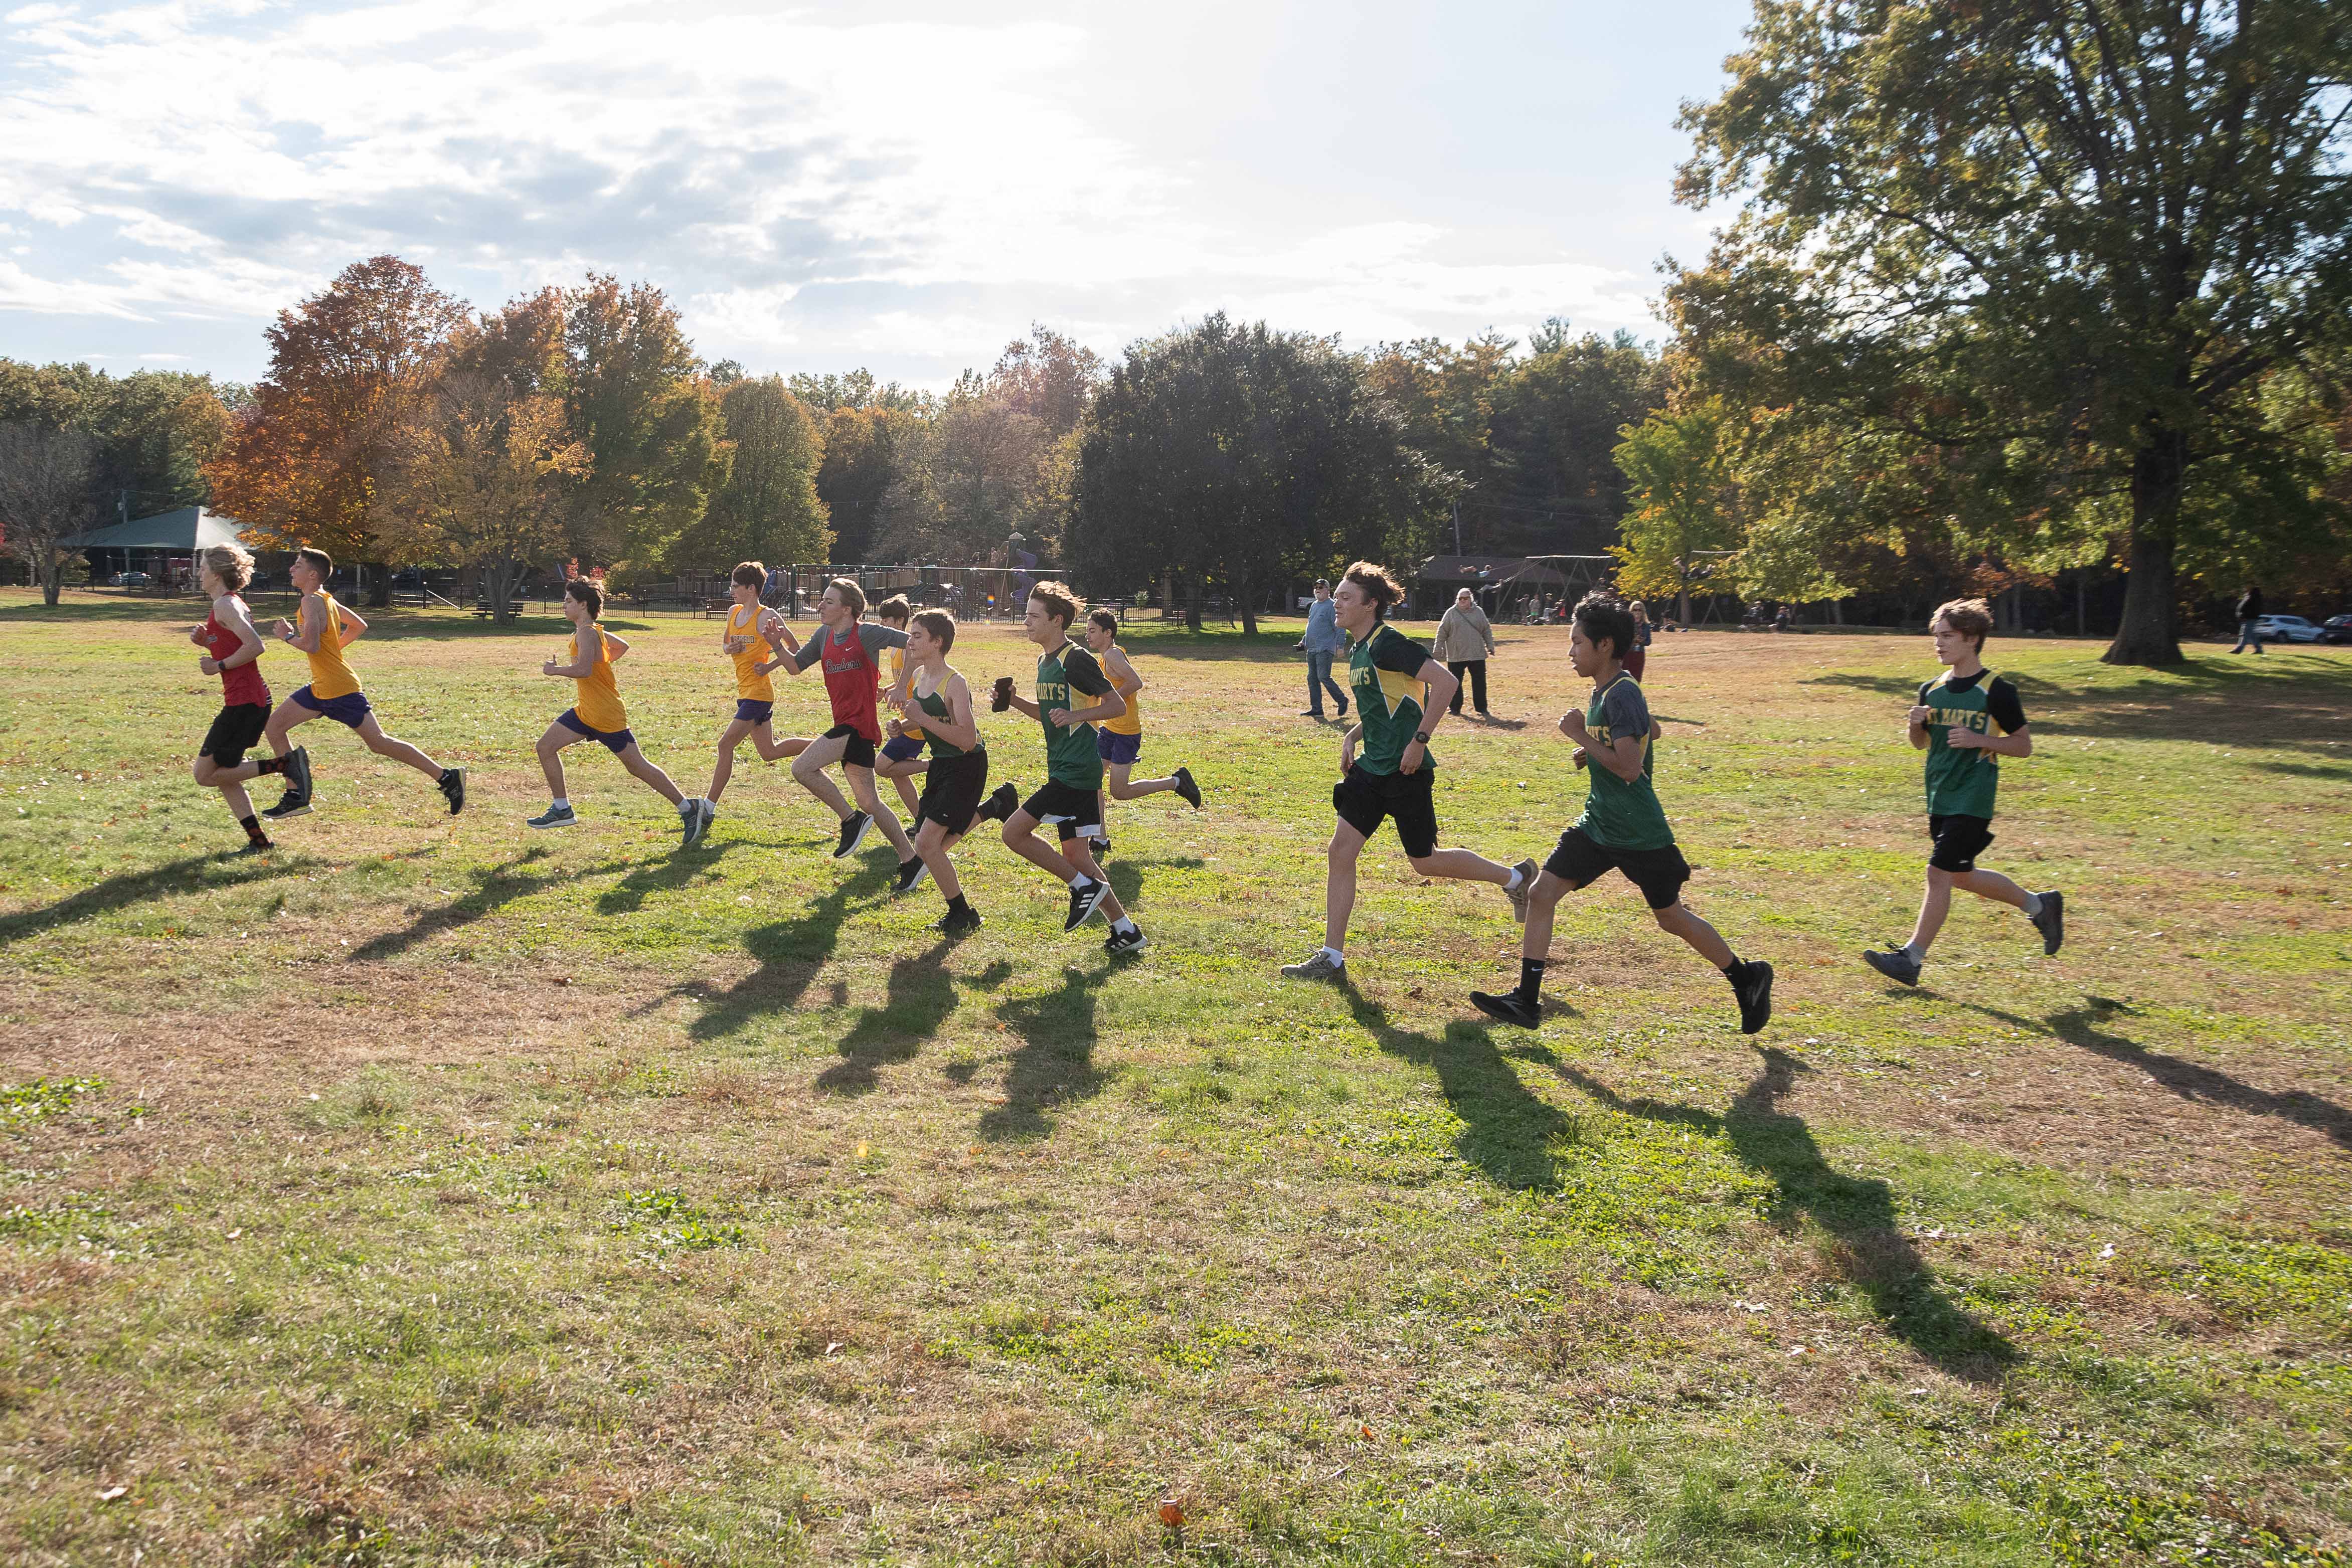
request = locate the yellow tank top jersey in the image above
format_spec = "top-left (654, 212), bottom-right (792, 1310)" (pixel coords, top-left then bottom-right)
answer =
top-left (302, 592), bottom-right (362, 700)
top-left (881, 639), bottom-right (923, 737)
top-left (573, 627), bottom-right (628, 732)
top-left (728, 604), bottom-right (774, 701)
top-left (1100, 644), bottom-right (1142, 736)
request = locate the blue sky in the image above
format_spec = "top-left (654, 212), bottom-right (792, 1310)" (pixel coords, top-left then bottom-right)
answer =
top-left (0, 0), bottom-right (1757, 387)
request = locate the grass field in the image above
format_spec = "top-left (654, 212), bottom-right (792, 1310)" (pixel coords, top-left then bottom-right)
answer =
top-left (2, 588), bottom-right (2347, 1566)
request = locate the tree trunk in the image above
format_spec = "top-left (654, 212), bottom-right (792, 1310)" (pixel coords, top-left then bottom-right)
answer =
top-left (1184, 576), bottom-right (1202, 632)
top-left (1239, 573), bottom-right (1259, 637)
top-left (42, 551), bottom-right (62, 607)
top-left (490, 559), bottom-right (519, 625)
top-left (2102, 434), bottom-right (2188, 666)
top-left (1830, 597), bottom-right (1844, 626)
top-left (365, 561), bottom-right (392, 608)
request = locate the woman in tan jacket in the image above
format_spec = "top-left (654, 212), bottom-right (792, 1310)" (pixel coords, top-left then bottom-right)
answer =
top-left (1432, 588), bottom-right (1497, 717)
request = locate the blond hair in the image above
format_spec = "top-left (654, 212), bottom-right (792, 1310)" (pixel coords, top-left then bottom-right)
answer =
top-left (1341, 560), bottom-right (1403, 617)
top-left (1028, 580), bottom-right (1079, 630)
top-left (203, 543), bottom-right (254, 593)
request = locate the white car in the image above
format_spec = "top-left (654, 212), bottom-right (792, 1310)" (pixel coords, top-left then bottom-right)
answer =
top-left (2250, 614), bottom-right (2323, 643)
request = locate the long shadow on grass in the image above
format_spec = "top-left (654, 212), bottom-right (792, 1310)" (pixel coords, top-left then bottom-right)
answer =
top-left (596, 839), bottom-right (748, 915)
top-left (687, 857), bottom-right (897, 1040)
top-left (1100, 855), bottom-right (1205, 912)
top-left (818, 943), bottom-right (1013, 1095)
top-left (1806, 661), bottom-right (2352, 750)
top-left (980, 963), bottom-right (1114, 1141)
top-left (348, 846), bottom-right (574, 961)
top-left (1342, 983), bottom-right (1577, 1191)
top-left (1559, 1050), bottom-right (2017, 1381)
top-left (0, 850), bottom-right (306, 947)
top-left (1960, 997), bottom-right (2352, 1154)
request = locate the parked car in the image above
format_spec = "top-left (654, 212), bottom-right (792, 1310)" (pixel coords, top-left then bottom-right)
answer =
top-left (110, 571), bottom-right (151, 589)
top-left (2249, 613), bottom-right (2324, 643)
top-left (2319, 615), bottom-right (2352, 645)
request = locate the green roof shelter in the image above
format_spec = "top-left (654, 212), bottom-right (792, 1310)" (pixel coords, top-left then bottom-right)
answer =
top-left (61, 506), bottom-right (250, 553)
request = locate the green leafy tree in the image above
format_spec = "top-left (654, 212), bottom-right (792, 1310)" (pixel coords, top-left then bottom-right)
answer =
top-left (1674, 1), bottom-right (2352, 664)
top-left (816, 405), bottom-right (919, 562)
top-left (1612, 402), bottom-right (1745, 623)
top-left (1074, 314), bottom-right (1447, 632)
top-left (678, 377), bottom-right (831, 570)
top-left (0, 423), bottom-right (101, 604)
top-left (875, 372), bottom-right (1065, 564)
top-left (562, 274), bottom-right (729, 574)
top-left (0, 360), bottom-right (236, 525)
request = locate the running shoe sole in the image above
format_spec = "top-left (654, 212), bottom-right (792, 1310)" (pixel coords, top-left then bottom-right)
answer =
top-left (834, 813), bottom-right (873, 858)
top-left (1064, 879), bottom-right (1109, 932)
top-left (529, 813), bottom-right (579, 830)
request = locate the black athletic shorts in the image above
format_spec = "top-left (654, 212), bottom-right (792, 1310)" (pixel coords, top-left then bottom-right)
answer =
top-left (1019, 779), bottom-right (1102, 842)
top-left (201, 702), bottom-right (271, 767)
top-left (1545, 825), bottom-right (1691, 910)
top-left (917, 750), bottom-right (989, 835)
top-left (1927, 813), bottom-right (1994, 874)
top-left (822, 722), bottom-right (877, 770)
top-left (1332, 764), bottom-right (1438, 859)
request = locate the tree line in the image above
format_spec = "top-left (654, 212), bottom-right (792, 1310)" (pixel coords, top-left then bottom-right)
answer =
top-left (0, 257), bottom-right (1662, 627)
top-left (5, 2), bottom-right (2347, 661)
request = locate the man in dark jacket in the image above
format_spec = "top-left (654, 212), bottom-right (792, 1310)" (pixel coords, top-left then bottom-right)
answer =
top-left (2231, 586), bottom-right (2265, 654)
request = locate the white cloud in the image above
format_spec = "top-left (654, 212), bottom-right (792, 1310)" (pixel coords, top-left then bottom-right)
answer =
top-left (0, 0), bottom-right (1668, 379)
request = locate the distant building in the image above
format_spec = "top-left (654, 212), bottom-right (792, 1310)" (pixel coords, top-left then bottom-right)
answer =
top-left (61, 507), bottom-right (258, 590)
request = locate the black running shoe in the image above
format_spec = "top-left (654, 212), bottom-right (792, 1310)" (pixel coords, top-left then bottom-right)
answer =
top-left (1063, 876), bottom-right (1109, 932)
top-left (1334, 695), bottom-right (1349, 719)
top-left (937, 904), bottom-right (983, 938)
top-left (891, 858), bottom-right (928, 897)
top-left (977, 783), bottom-right (1019, 824)
top-left (2029, 890), bottom-right (2065, 956)
top-left (1862, 946), bottom-right (1921, 987)
top-left (262, 791), bottom-right (312, 820)
top-left (1173, 766), bottom-right (1201, 809)
top-left (438, 766), bottom-right (466, 815)
top-left (1103, 924), bottom-right (1149, 958)
top-left (1730, 960), bottom-right (1774, 1034)
top-left (284, 746), bottom-right (312, 800)
top-left (832, 809), bottom-right (873, 858)
top-left (1469, 990), bottom-right (1542, 1029)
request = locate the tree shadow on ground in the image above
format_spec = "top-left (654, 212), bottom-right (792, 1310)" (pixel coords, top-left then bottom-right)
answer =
top-left (816, 944), bottom-right (1012, 1095)
top-left (1099, 855), bottom-right (1204, 912)
top-left (347, 846), bottom-right (577, 962)
top-left (980, 963), bottom-right (1115, 1141)
top-left (596, 839), bottom-right (749, 915)
top-left (1558, 1049), bottom-right (2018, 1382)
top-left (685, 858), bottom-right (897, 1040)
top-left (1957, 997), bottom-right (2352, 1155)
top-left (1803, 660), bottom-right (2352, 749)
top-left (1341, 983), bottom-right (1579, 1190)
top-left (0, 849), bottom-right (309, 947)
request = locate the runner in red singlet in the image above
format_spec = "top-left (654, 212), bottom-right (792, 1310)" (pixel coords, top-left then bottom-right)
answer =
top-left (186, 543), bottom-right (304, 851)
top-left (772, 576), bottom-right (922, 878)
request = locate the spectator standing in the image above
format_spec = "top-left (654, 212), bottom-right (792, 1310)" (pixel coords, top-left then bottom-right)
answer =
top-left (1433, 588), bottom-right (1498, 717)
top-left (1625, 600), bottom-right (1654, 680)
top-left (2231, 585), bottom-right (2265, 654)
top-left (1299, 578), bottom-right (1350, 719)
top-left (763, 564), bottom-right (786, 610)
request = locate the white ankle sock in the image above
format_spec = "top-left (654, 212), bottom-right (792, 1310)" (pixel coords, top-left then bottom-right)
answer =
top-left (2022, 893), bottom-right (2044, 917)
top-left (1320, 946), bottom-right (1345, 965)
top-left (552, 797), bottom-right (569, 811)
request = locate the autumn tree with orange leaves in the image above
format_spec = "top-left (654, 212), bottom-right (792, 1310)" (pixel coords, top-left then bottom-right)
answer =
top-left (205, 255), bottom-right (466, 604)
